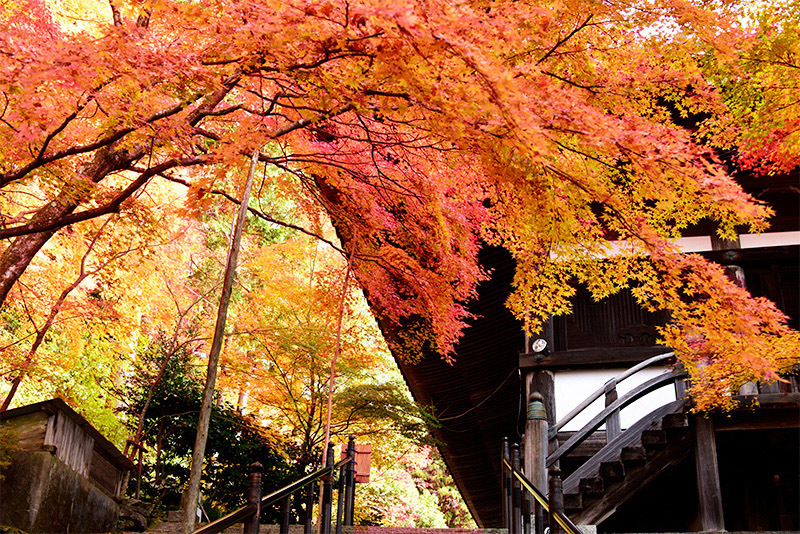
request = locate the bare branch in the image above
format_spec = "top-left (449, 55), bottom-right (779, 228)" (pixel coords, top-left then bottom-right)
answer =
top-left (154, 172), bottom-right (345, 254)
top-left (538, 15), bottom-right (593, 65)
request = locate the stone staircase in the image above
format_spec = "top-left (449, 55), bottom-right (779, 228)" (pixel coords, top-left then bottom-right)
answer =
top-left (129, 523), bottom-right (800, 534)
top-left (133, 525), bottom-right (508, 534)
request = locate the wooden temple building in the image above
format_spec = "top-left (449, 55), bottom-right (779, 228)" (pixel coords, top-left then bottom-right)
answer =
top-left (377, 170), bottom-right (799, 531)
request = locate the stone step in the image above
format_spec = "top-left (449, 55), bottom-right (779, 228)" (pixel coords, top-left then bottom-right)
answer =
top-left (128, 525), bottom-right (512, 534)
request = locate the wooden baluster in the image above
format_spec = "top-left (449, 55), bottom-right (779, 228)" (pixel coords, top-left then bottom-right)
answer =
top-left (502, 437), bottom-right (511, 532)
top-left (281, 495), bottom-right (291, 534)
top-left (304, 482), bottom-right (315, 534)
top-left (548, 467), bottom-right (564, 534)
top-left (320, 443), bottom-right (335, 534)
top-left (335, 460), bottom-right (345, 534)
top-left (674, 363), bottom-right (689, 399)
top-left (243, 462), bottom-right (262, 534)
top-left (604, 379), bottom-right (621, 441)
top-left (523, 495), bottom-right (531, 534)
top-left (343, 437), bottom-right (356, 527)
top-left (512, 444), bottom-right (522, 534)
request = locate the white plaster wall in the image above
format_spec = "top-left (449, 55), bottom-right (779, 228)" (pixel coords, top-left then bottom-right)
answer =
top-left (553, 367), bottom-right (677, 431)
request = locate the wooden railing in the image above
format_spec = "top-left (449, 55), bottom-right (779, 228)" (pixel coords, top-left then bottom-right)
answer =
top-left (194, 439), bottom-right (358, 534)
top-left (502, 352), bottom-right (686, 533)
top-left (501, 442), bottom-right (579, 534)
top-left (546, 352), bottom-right (685, 468)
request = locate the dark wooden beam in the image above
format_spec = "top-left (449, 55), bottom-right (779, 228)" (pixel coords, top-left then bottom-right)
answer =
top-left (714, 411), bottom-right (800, 432)
top-left (693, 415), bottom-right (725, 532)
top-left (731, 392), bottom-right (800, 407)
top-left (520, 346), bottom-right (669, 370)
top-left (713, 393), bottom-right (800, 431)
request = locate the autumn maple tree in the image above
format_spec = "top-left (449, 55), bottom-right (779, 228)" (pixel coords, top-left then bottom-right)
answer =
top-left (1, 0), bottom-right (799, 527)
top-left (2, 0), bottom-right (798, 405)
top-left (698, 1), bottom-right (800, 175)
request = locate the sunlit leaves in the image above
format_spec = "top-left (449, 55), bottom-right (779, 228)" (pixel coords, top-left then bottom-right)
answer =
top-left (0, 0), bottom-right (796, 416)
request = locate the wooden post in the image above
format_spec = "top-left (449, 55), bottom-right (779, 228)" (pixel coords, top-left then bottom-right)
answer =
top-left (711, 234), bottom-right (741, 252)
top-left (526, 371), bottom-right (556, 428)
top-left (503, 437), bottom-right (512, 532)
top-left (321, 443), bottom-right (335, 534)
top-left (243, 462), bottom-right (262, 534)
top-left (523, 495), bottom-right (531, 534)
top-left (512, 443), bottom-right (522, 534)
top-left (675, 378), bottom-right (689, 398)
top-left (335, 462), bottom-right (345, 534)
top-left (693, 415), bottom-right (725, 532)
top-left (524, 393), bottom-right (549, 490)
top-left (524, 392), bottom-right (548, 534)
top-left (525, 370), bottom-right (556, 457)
top-left (604, 379), bottom-right (621, 441)
top-left (281, 495), bottom-right (291, 534)
top-left (344, 437), bottom-right (356, 526)
top-left (304, 482), bottom-right (315, 534)
top-left (548, 467), bottom-right (564, 534)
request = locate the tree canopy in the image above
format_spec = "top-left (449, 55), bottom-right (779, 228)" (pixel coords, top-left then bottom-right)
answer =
top-left (0, 0), bottom-right (798, 417)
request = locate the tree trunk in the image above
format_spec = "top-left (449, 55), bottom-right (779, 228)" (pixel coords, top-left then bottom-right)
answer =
top-left (180, 150), bottom-right (257, 534)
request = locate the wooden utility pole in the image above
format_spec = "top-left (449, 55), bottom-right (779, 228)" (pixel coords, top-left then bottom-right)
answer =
top-left (181, 150), bottom-right (258, 534)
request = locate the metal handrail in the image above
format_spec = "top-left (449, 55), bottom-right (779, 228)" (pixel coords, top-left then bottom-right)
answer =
top-left (194, 456), bottom-right (353, 534)
top-left (549, 351), bottom-right (676, 438)
top-left (503, 458), bottom-right (580, 534)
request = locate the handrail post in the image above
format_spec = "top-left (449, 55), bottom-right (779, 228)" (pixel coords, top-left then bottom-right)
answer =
top-left (321, 443), bottom-right (335, 534)
top-left (243, 462), bottom-right (262, 534)
top-left (502, 437), bottom-right (511, 531)
top-left (604, 379), bottom-right (621, 441)
top-left (511, 443), bottom-right (522, 534)
top-left (304, 482), bottom-right (314, 534)
top-left (525, 393), bottom-right (548, 534)
top-left (548, 467), bottom-right (564, 534)
top-left (343, 437), bottom-right (357, 527)
top-left (335, 461), bottom-right (345, 534)
top-left (280, 495), bottom-right (291, 534)
top-left (522, 495), bottom-right (531, 534)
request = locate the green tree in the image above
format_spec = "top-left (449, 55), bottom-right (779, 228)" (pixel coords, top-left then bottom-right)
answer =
top-left (124, 335), bottom-right (302, 520)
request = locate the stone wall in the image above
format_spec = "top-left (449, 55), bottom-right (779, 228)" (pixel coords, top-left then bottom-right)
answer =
top-left (0, 450), bottom-right (119, 533)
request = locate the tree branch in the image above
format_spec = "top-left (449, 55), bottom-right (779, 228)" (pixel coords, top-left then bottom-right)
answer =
top-left (0, 157), bottom-right (205, 239)
top-left (153, 173), bottom-right (345, 254)
top-left (538, 15), bottom-right (593, 65)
